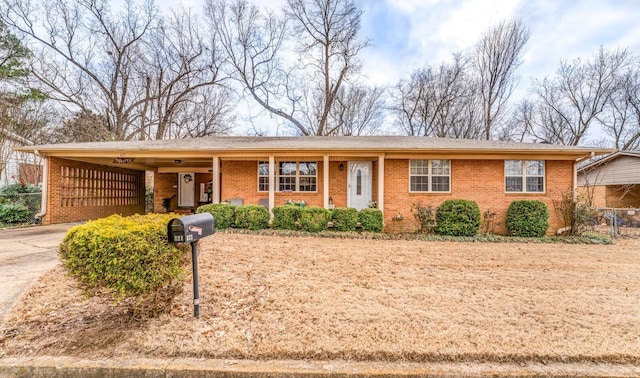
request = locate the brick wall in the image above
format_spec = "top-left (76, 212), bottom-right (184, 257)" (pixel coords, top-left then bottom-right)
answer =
top-left (45, 157), bottom-right (145, 225)
top-left (153, 158), bottom-right (574, 234)
top-left (383, 159), bottom-right (574, 234)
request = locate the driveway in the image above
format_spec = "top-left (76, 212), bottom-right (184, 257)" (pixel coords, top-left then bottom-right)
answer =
top-left (0, 224), bottom-right (75, 321)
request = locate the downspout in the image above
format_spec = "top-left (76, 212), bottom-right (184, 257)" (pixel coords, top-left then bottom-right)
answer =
top-left (34, 152), bottom-right (48, 222)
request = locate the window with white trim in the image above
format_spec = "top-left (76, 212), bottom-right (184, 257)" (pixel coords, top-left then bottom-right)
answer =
top-left (505, 160), bottom-right (545, 192)
top-left (258, 162), bottom-right (269, 192)
top-left (258, 161), bottom-right (317, 192)
top-left (409, 159), bottom-right (450, 192)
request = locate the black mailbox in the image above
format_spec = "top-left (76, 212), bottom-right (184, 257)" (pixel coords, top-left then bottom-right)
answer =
top-left (167, 213), bottom-right (215, 243)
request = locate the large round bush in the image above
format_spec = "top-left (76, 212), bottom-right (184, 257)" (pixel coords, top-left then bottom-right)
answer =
top-left (300, 206), bottom-right (331, 232)
top-left (435, 199), bottom-right (481, 236)
top-left (59, 213), bottom-right (188, 316)
top-left (506, 200), bottom-right (549, 237)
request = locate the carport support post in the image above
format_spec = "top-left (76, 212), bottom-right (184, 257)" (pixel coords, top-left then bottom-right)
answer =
top-left (190, 241), bottom-right (200, 318)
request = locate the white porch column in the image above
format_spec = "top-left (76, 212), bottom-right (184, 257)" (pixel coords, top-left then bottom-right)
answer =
top-left (269, 156), bottom-right (275, 215)
top-left (211, 156), bottom-right (221, 204)
top-left (323, 155), bottom-right (330, 208)
top-left (378, 154), bottom-right (385, 215)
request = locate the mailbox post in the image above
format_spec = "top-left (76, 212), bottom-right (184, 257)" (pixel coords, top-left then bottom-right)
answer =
top-left (168, 213), bottom-right (215, 318)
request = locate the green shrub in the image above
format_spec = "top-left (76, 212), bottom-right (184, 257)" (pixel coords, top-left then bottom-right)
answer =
top-left (272, 205), bottom-right (302, 230)
top-left (196, 203), bottom-right (236, 230)
top-left (234, 205), bottom-right (270, 230)
top-left (358, 208), bottom-right (384, 232)
top-left (0, 183), bottom-right (40, 196)
top-left (332, 207), bottom-right (358, 232)
top-left (435, 199), bottom-right (481, 236)
top-left (506, 200), bottom-right (549, 237)
top-left (0, 201), bottom-right (32, 224)
top-left (58, 213), bottom-right (188, 317)
top-left (300, 206), bottom-right (331, 232)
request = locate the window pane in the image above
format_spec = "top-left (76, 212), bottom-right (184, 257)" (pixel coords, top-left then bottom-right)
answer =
top-left (258, 162), bottom-right (269, 176)
top-left (432, 160), bottom-right (450, 175)
top-left (299, 162), bottom-right (316, 176)
top-left (526, 160), bottom-right (544, 176)
top-left (298, 177), bottom-right (316, 192)
top-left (258, 177), bottom-right (269, 192)
top-left (505, 160), bottom-right (522, 176)
top-left (410, 160), bottom-right (428, 175)
top-left (526, 177), bottom-right (544, 192)
top-left (279, 176), bottom-right (296, 191)
top-left (356, 169), bottom-right (362, 195)
top-left (505, 177), bottom-right (522, 192)
top-left (432, 176), bottom-right (450, 192)
top-left (410, 176), bottom-right (429, 192)
top-left (279, 162), bottom-right (296, 176)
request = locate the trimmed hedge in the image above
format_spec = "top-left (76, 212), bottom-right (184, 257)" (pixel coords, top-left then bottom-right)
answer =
top-left (435, 199), bottom-right (481, 236)
top-left (506, 200), bottom-right (549, 237)
top-left (272, 205), bottom-right (302, 230)
top-left (300, 206), bottom-right (331, 232)
top-left (332, 207), bottom-right (358, 232)
top-left (58, 213), bottom-right (188, 317)
top-left (234, 205), bottom-right (270, 230)
top-left (358, 208), bottom-right (384, 232)
top-left (196, 203), bottom-right (236, 230)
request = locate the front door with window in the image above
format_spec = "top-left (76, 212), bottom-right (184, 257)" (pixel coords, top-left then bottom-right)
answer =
top-left (348, 161), bottom-right (372, 210)
top-left (178, 172), bottom-right (195, 207)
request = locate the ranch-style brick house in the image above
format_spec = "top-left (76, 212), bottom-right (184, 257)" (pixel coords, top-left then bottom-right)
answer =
top-left (16, 136), bottom-right (613, 233)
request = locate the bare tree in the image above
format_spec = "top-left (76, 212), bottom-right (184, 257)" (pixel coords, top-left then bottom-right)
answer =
top-left (475, 19), bottom-right (530, 140)
top-left (598, 64), bottom-right (640, 150)
top-left (328, 85), bottom-right (385, 136)
top-left (207, 0), bottom-right (373, 136)
top-left (394, 54), bottom-right (482, 138)
top-left (524, 47), bottom-right (632, 146)
top-left (1, 0), bottom-right (231, 141)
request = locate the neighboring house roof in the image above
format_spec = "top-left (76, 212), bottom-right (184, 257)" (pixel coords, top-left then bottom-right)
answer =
top-left (577, 150), bottom-right (640, 186)
top-left (15, 136), bottom-right (614, 171)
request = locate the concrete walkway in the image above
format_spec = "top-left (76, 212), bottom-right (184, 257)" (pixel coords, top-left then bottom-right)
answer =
top-left (0, 224), bottom-right (75, 321)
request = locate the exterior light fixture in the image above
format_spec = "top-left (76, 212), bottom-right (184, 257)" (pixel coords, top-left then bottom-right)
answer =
top-left (174, 159), bottom-right (182, 164)
top-left (339, 163), bottom-right (344, 171)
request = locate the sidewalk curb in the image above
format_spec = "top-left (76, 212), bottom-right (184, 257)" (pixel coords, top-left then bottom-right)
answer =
top-left (1, 357), bottom-right (639, 377)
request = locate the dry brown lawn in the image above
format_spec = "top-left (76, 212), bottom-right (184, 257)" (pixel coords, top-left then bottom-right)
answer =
top-left (1, 233), bottom-right (639, 364)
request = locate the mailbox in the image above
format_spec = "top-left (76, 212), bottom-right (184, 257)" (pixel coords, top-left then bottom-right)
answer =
top-left (167, 213), bottom-right (215, 243)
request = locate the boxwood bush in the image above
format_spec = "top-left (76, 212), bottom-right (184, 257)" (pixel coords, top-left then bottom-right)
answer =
top-left (58, 213), bottom-right (188, 317)
top-left (506, 200), bottom-right (549, 237)
top-left (272, 205), bottom-right (302, 230)
top-left (300, 206), bottom-right (331, 232)
top-left (332, 207), bottom-right (358, 232)
top-left (358, 208), bottom-right (384, 232)
top-left (435, 199), bottom-right (481, 236)
top-left (196, 203), bottom-right (236, 230)
top-left (234, 204), bottom-right (270, 230)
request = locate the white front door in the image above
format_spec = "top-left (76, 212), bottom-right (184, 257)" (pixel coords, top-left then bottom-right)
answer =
top-left (178, 172), bottom-right (195, 207)
top-left (347, 161), bottom-right (372, 210)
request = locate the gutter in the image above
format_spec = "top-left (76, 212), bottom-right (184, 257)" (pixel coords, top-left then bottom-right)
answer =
top-left (34, 152), bottom-right (48, 222)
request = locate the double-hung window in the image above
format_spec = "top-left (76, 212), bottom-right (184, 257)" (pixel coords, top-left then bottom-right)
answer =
top-left (409, 160), bottom-right (450, 192)
top-left (257, 161), bottom-right (317, 192)
top-left (505, 160), bottom-right (545, 193)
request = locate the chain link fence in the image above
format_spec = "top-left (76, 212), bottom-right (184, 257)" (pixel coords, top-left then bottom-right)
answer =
top-left (586, 207), bottom-right (640, 238)
top-left (0, 192), bottom-right (42, 225)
